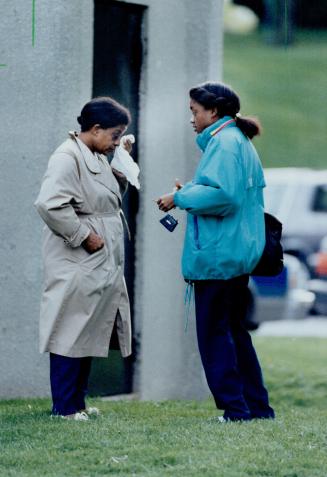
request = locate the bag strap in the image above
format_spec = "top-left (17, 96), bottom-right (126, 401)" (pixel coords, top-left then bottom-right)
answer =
top-left (210, 119), bottom-right (236, 137)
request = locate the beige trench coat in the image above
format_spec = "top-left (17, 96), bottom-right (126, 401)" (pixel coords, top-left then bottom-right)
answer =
top-left (35, 132), bottom-right (132, 358)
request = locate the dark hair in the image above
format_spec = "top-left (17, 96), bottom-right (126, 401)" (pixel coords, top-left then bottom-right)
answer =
top-left (77, 97), bottom-right (131, 132)
top-left (189, 82), bottom-right (261, 139)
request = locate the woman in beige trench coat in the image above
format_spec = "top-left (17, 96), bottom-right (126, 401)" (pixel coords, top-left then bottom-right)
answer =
top-left (35, 97), bottom-right (132, 420)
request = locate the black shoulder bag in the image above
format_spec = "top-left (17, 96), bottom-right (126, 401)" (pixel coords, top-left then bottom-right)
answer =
top-left (251, 213), bottom-right (284, 276)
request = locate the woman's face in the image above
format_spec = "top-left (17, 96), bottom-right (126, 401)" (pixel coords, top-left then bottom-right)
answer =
top-left (190, 99), bottom-right (218, 134)
top-left (93, 124), bottom-right (127, 154)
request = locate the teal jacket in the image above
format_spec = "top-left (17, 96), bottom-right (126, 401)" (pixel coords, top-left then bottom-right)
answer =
top-left (174, 116), bottom-right (266, 281)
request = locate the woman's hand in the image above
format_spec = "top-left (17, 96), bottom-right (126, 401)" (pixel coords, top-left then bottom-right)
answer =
top-left (174, 179), bottom-right (183, 191)
top-left (122, 139), bottom-right (133, 154)
top-left (157, 193), bottom-right (175, 212)
top-left (82, 232), bottom-right (105, 254)
top-left (157, 180), bottom-right (183, 212)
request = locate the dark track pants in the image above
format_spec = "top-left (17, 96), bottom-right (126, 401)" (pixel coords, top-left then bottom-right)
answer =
top-left (50, 353), bottom-right (92, 416)
top-left (194, 275), bottom-right (275, 421)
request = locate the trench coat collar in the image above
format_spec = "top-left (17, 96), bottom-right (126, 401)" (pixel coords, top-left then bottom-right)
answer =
top-left (196, 116), bottom-right (236, 152)
top-left (68, 131), bottom-right (101, 174)
top-left (68, 131), bottom-right (122, 204)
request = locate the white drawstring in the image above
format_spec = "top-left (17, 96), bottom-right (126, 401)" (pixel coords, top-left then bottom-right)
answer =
top-left (184, 281), bottom-right (194, 332)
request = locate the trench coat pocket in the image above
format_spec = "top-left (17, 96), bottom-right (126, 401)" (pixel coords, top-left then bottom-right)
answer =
top-left (79, 246), bottom-right (108, 271)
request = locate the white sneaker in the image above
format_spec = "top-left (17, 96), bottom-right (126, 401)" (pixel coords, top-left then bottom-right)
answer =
top-left (208, 416), bottom-right (227, 423)
top-left (62, 411), bottom-right (89, 421)
top-left (74, 411), bottom-right (89, 421)
top-left (217, 416), bottom-right (227, 423)
top-left (86, 407), bottom-right (100, 416)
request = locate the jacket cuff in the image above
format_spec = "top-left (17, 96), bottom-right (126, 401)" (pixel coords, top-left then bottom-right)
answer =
top-left (64, 223), bottom-right (90, 248)
top-left (173, 191), bottom-right (182, 209)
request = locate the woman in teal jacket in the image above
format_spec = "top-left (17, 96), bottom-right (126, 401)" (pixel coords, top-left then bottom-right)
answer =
top-left (157, 82), bottom-right (274, 421)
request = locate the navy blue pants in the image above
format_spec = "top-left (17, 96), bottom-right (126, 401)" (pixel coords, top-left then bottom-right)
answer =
top-left (194, 275), bottom-right (275, 421)
top-left (50, 353), bottom-right (92, 416)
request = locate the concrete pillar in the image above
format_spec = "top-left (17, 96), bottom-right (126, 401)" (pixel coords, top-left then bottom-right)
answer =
top-left (132, 0), bottom-right (224, 399)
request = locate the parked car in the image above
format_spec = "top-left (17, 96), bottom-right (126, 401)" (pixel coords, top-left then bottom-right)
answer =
top-left (245, 254), bottom-right (315, 330)
top-left (264, 168), bottom-right (327, 273)
top-left (308, 235), bottom-right (327, 315)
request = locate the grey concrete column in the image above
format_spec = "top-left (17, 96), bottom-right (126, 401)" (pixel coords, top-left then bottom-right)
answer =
top-left (133, 0), bottom-right (224, 400)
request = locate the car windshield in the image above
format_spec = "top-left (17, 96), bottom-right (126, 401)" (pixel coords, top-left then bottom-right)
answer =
top-left (264, 184), bottom-right (287, 216)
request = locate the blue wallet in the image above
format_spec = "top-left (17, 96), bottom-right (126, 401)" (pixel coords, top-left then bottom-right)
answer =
top-left (160, 214), bottom-right (178, 232)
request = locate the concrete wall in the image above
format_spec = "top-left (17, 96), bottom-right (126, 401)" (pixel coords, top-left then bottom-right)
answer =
top-left (0, 0), bottom-right (224, 399)
top-left (0, 1), bottom-right (93, 397)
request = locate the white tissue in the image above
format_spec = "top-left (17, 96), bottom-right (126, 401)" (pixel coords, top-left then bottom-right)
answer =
top-left (111, 134), bottom-right (140, 190)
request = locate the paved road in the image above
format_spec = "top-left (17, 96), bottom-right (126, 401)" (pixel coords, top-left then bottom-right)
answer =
top-left (254, 316), bottom-right (327, 337)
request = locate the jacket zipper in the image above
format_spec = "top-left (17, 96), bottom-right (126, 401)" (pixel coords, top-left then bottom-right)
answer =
top-left (193, 216), bottom-right (200, 249)
top-left (192, 120), bottom-right (235, 251)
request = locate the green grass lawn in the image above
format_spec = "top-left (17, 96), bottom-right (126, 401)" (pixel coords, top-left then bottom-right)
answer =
top-left (223, 30), bottom-right (327, 169)
top-left (1, 338), bottom-right (327, 476)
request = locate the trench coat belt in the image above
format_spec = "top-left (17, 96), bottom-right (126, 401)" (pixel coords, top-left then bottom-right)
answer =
top-left (77, 210), bottom-right (131, 239)
top-left (77, 211), bottom-right (120, 218)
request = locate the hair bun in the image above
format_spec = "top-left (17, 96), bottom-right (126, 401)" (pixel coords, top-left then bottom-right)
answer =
top-left (77, 115), bottom-right (82, 125)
